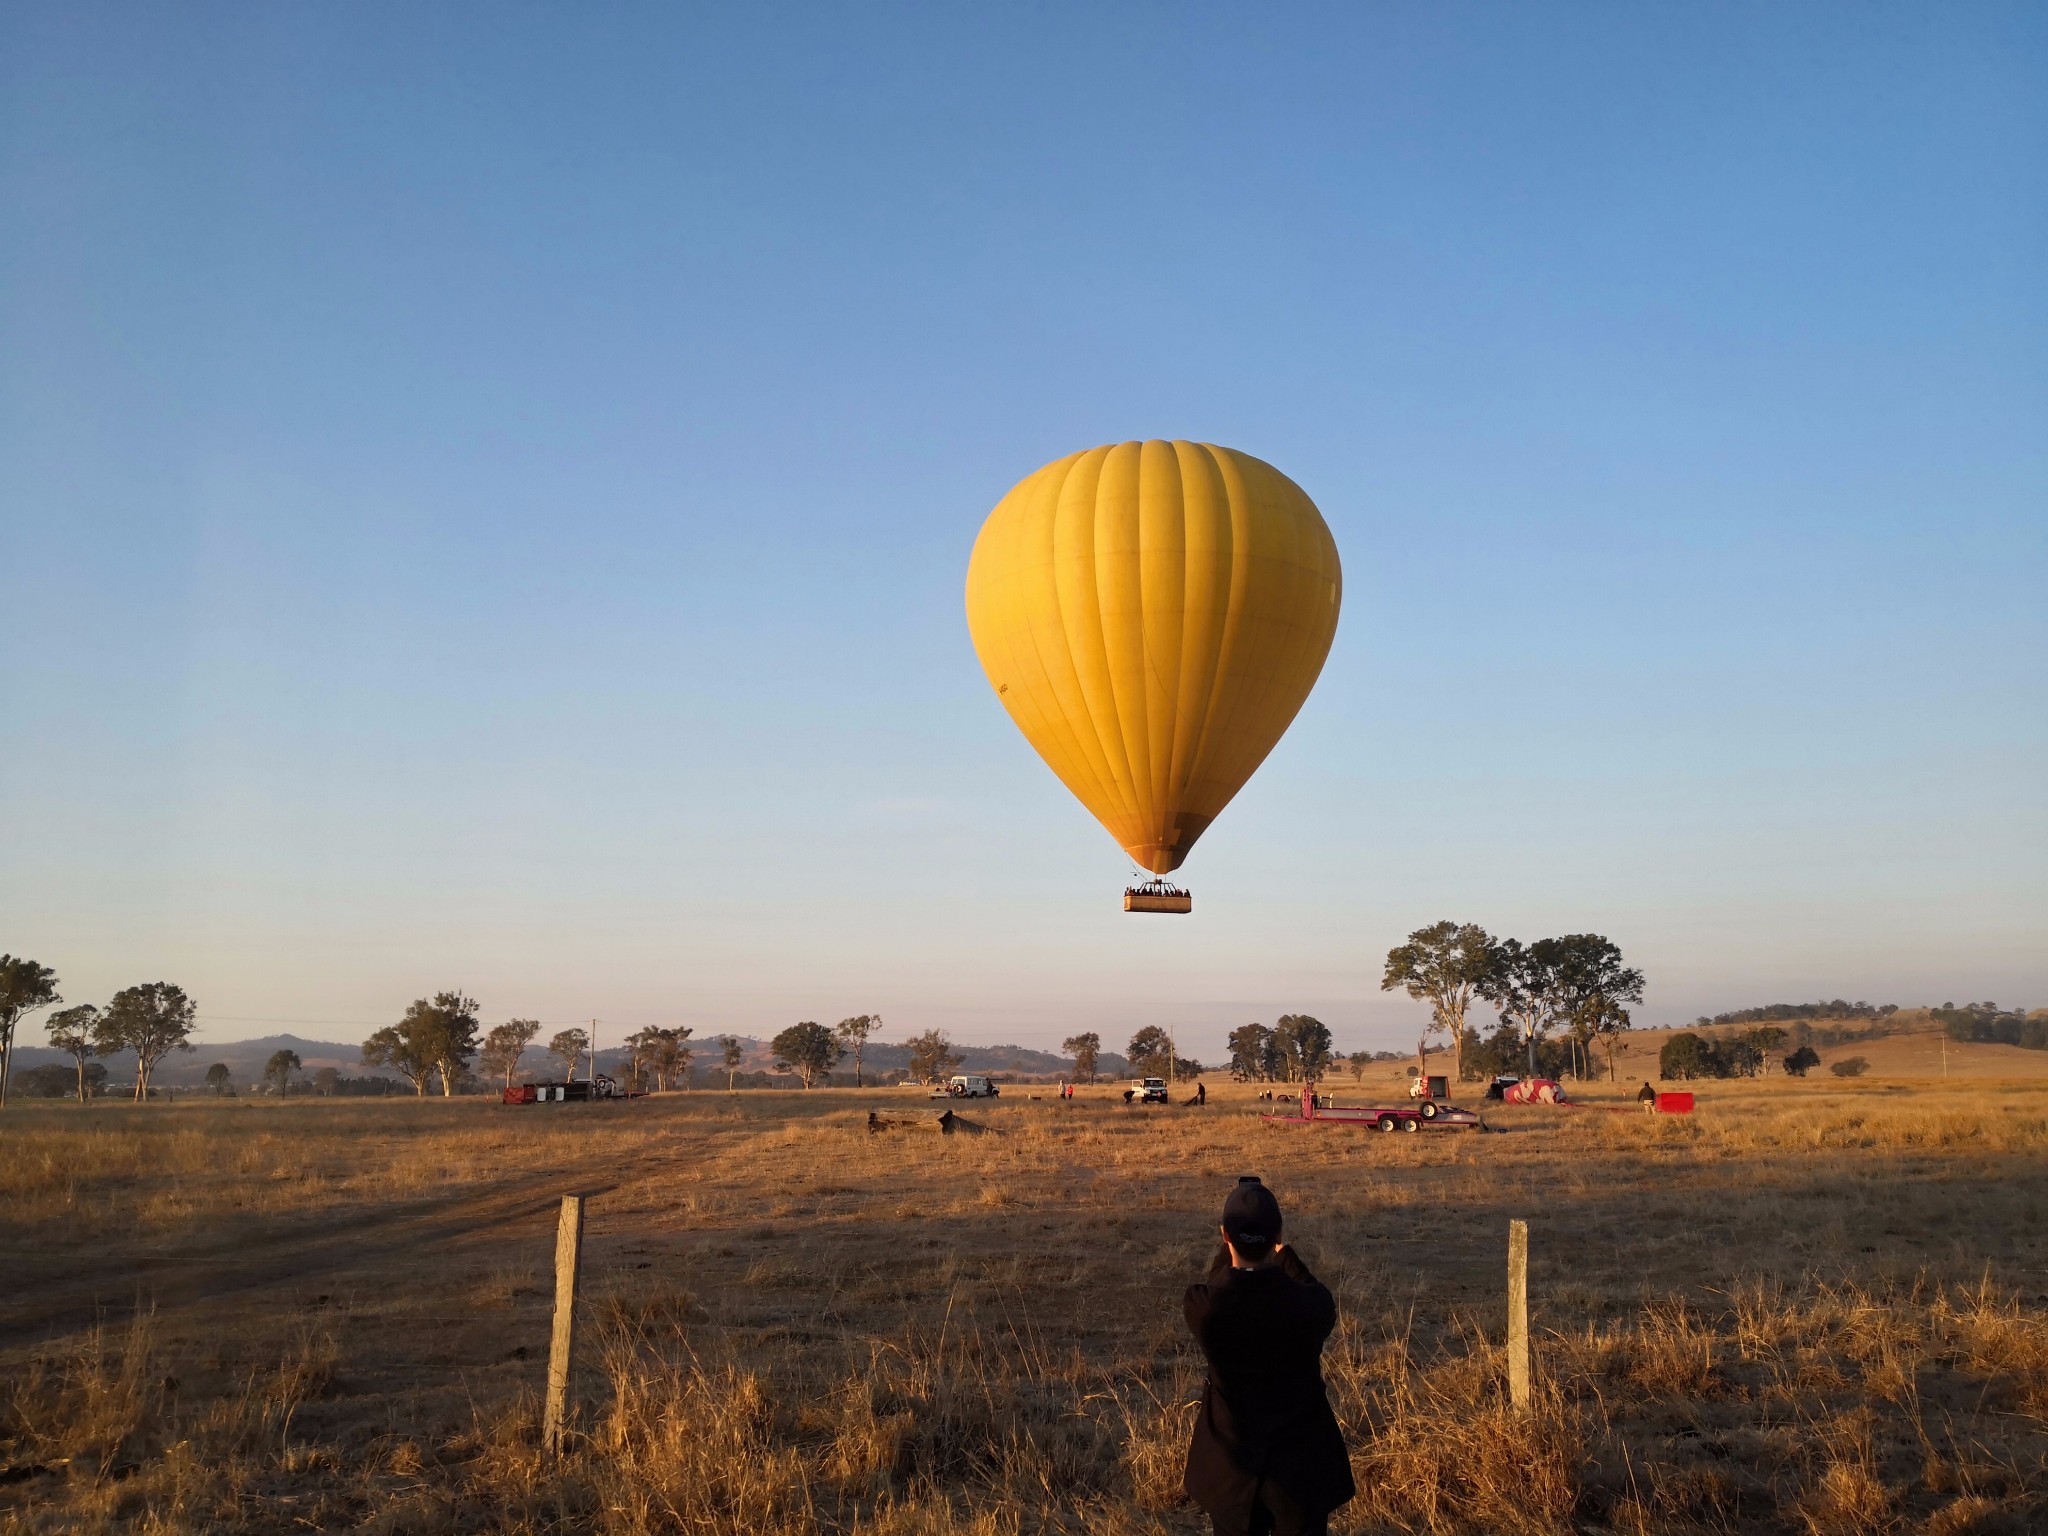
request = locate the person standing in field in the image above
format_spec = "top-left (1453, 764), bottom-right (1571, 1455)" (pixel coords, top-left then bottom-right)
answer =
top-left (1183, 1177), bottom-right (1353, 1536)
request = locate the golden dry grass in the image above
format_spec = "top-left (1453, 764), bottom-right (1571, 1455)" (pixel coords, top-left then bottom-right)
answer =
top-left (2, 1076), bottom-right (2045, 1533)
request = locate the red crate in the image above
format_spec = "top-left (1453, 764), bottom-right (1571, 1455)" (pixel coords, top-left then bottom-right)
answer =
top-left (1655, 1091), bottom-right (1694, 1114)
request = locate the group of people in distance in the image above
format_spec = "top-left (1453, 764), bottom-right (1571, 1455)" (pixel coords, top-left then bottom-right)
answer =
top-left (1052, 1079), bottom-right (1210, 1105)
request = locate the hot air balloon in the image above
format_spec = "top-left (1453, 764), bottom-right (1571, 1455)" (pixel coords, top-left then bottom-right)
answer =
top-left (965, 440), bottom-right (1342, 911)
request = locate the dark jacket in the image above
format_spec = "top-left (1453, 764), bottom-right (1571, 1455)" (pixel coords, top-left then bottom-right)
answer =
top-left (1183, 1245), bottom-right (1354, 1520)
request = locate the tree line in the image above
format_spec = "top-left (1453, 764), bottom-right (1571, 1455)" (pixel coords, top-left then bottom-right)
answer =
top-left (0, 955), bottom-right (201, 1105)
top-left (1657, 1026), bottom-right (1817, 1080)
top-left (1932, 1002), bottom-right (2047, 1051)
top-left (1378, 922), bottom-right (1646, 1082)
top-left (0, 957), bottom-right (899, 1105)
top-left (1694, 999), bottom-right (1899, 1027)
top-left (363, 1002), bottom-right (902, 1095)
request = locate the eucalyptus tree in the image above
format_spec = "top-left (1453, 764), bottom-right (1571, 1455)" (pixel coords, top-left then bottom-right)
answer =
top-left (95, 982), bottom-right (198, 1101)
top-left (771, 1022), bottom-right (843, 1088)
top-left (835, 1015), bottom-right (880, 1087)
top-left (0, 955), bottom-right (62, 1108)
top-left (480, 1019), bottom-right (542, 1091)
top-left (46, 1004), bottom-right (100, 1105)
top-left (1381, 921), bottom-right (1496, 1082)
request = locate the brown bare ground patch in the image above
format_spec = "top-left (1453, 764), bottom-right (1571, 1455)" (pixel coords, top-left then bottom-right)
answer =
top-left (0, 1077), bottom-right (2043, 1532)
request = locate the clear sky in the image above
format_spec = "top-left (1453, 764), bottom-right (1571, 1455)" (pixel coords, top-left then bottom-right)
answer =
top-left (3, 4), bottom-right (2043, 1060)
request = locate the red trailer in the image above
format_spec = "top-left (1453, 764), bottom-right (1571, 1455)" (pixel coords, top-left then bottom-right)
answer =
top-left (1262, 1081), bottom-right (1485, 1134)
top-left (502, 1075), bottom-right (637, 1104)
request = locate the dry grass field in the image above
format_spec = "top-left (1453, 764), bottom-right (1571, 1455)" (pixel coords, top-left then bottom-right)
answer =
top-left (2, 1070), bottom-right (2045, 1535)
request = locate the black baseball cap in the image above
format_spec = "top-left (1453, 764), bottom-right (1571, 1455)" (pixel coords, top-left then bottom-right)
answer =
top-left (1222, 1176), bottom-right (1282, 1246)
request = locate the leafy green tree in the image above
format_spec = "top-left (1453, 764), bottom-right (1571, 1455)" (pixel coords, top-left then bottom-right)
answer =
top-left (46, 1004), bottom-right (100, 1105)
top-left (771, 1021), bottom-right (843, 1088)
top-left (1381, 922), bottom-right (1496, 1082)
top-left (312, 1066), bottom-right (341, 1096)
top-left (1659, 1032), bottom-right (1715, 1080)
top-left (1546, 935), bottom-right (1646, 1080)
top-left (1226, 1024), bottom-right (1273, 1082)
top-left (204, 1062), bottom-right (234, 1095)
top-left (480, 1019), bottom-right (541, 1090)
top-left (13, 1064), bottom-right (80, 1098)
top-left (1126, 1026), bottom-right (1172, 1078)
top-left (1586, 997), bottom-right (1634, 1081)
top-left (95, 982), bottom-right (198, 1100)
top-left (1273, 1015), bottom-right (1334, 1082)
top-left (835, 1015), bottom-right (880, 1087)
top-left (265, 1049), bottom-right (302, 1094)
top-left (903, 1029), bottom-right (961, 1085)
top-left (1347, 1050), bottom-right (1371, 1084)
top-left (1721, 1037), bottom-right (1763, 1076)
top-left (1742, 1026), bottom-right (1787, 1075)
top-left (1479, 939), bottom-right (1578, 1077)
top-left (362, 1025), bottom-right (436, 1095)
top-left (0, 955), bottom-right (62, 1109)
top-left (625, 1025), bottom-right (692, 1091)
top-left (363, 996), bottom-right (478, 1097)
top-left (1783, 1045), bottom-right (1821, 1077)
top-left (1061, 1032), bottom-right (1101, 1083)
top-left (394, 993), bottom-right (481, 1096)
top-left (719, 1035), bottom-right (745, 1091)
top-left (548, 1027), bottom-right (590, 1082)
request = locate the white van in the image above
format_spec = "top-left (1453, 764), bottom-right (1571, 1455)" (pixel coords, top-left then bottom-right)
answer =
top-left (941, 1074), bottom-right (999, 1099)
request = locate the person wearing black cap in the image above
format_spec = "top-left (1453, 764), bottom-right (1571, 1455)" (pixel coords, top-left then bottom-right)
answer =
top-left (1182, 1176), bottom-right (1354, 1535)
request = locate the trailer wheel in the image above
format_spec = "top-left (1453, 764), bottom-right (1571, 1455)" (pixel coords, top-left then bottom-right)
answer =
top-left (1401, 1116), bottom-right (1420, 1133)
top-left (1420, 1101), bottom-right (1439, 1120)
top-left (1376, 1114), bottom-right (1397, 1133)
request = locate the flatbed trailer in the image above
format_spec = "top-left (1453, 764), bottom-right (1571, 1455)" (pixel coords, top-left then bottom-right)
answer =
top-left (1261, 1081), bottom-right (1485, 1133)
top-left (503, 1074), bottom-right (639, 1104)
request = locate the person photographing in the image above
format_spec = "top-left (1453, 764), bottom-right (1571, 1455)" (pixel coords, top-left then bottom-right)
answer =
top-left (1183, 1176), bottom-right (1354, 1536)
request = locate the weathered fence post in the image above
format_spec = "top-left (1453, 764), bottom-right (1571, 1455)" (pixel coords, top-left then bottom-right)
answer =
top-left (1507, 1218), bottom-right (1530, 1411)
top-left (544, 1193), bottom-right (586, 1456)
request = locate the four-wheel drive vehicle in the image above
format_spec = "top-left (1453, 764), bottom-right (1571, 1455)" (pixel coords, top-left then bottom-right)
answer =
top-left (933, 1074), bottom-right (999, 1098)
top-left (1133, 1077), bottom-right (1169, 1104)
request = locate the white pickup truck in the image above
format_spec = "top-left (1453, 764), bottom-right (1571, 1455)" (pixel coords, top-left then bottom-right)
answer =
top-left (931, 1074), bottom-right (999, 1099)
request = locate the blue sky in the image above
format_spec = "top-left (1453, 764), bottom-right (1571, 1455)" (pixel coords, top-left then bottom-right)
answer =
top-left (3, 4), bottom-right (2043, 1058)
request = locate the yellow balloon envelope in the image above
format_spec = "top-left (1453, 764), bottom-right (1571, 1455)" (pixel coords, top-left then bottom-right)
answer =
top-left (965, 441), bottom-right (1342, 876)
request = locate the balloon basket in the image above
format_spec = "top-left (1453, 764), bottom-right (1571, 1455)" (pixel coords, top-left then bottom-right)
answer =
top-left (1123, 879), bottom-right (1192, 914)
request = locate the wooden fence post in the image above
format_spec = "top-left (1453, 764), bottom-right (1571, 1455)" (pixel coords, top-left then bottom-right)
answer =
top-left (544, 1193), bottom-right (586, 1456)
top-left (1507, 1218), bottom-right (1530, 1411)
